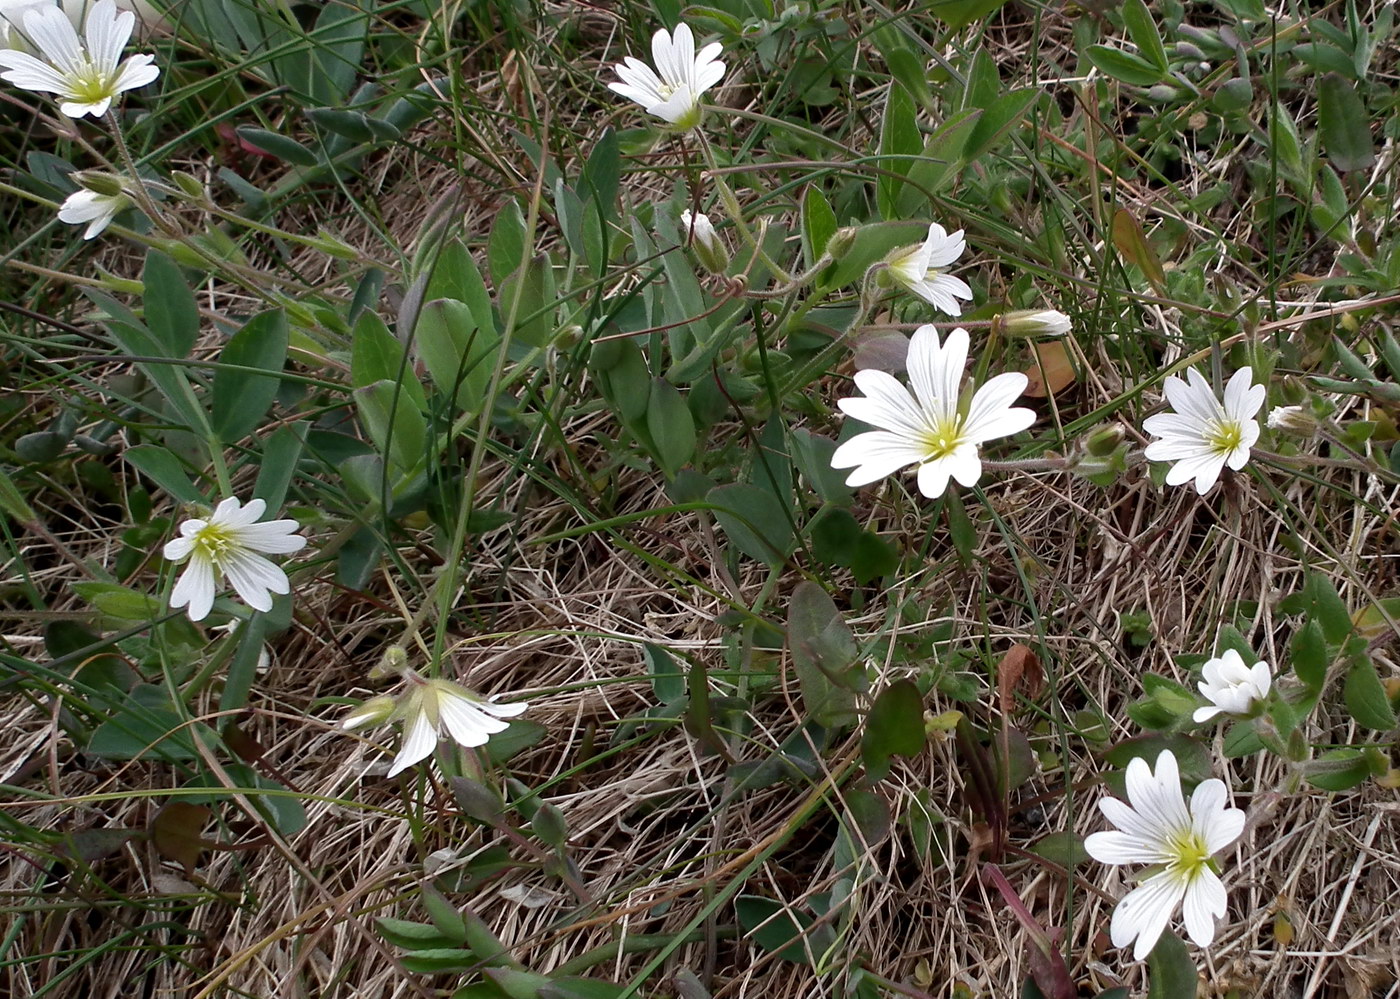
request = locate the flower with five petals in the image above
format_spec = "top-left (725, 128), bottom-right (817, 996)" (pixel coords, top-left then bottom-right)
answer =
top-left (1085, 750), bottom-right (1245, 959)
top-left (1142, 367), bottom-right (1265, 494)
top-left (830, 325), bottom-right (1035, 498)
top-left (0, 0), bottom-right (158, 118)
top-left (162, 497), bottom-right (307, 622)
top-left (607, 22), bottom-right (724, 131)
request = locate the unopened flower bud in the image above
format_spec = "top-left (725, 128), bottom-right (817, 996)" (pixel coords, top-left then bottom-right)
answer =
top-left (680, 209), bottom-right (729, 274)
top-left (371, 644), bottom-right (409, 680)
top-left (1083, 422), bottom-right (1126, 457)
top-left (1001, 309), bottom-right (1072, 338)
top-left (554, 324), bottom-right (585, 349)
top-left (1266, 405), bottom-right (1318, 438)
top-left (342, 694), bottom-right (397, 730)
top-left (70, 170), bottom-right (128, 197)
top-left (825, 226), bottom-right (858, 261)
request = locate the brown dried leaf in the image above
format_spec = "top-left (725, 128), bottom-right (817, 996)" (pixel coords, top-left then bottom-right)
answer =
top-left (1023, 341), bottom-right (1076, 398)
top-left (150, 802), bottom-right (210, 875)
top-left (997, 643), bottom-right (1045, 715)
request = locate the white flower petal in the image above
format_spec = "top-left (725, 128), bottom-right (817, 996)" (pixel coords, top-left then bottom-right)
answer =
top-left (1181, 868), bottom-right (1226, 947)
top-left (170, 554), bottom-right (217, 621)
top-left (831, 430), bottom-right (927, 485)
top-left (915, 456), bottom-right (955, 498)
top-left (437, 690), bottom-right (510, 748)
top-left (387, 710), bottom-right (438, 777)
top-left (1114, 871), bottom-right (1188, 960)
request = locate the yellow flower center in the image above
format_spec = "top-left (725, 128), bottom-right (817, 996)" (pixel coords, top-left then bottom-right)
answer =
top-left (919, 417), bottom-right (965, 460)
top-left (1167, 829), bottom-right (1212, 881)
top-left (1204, 419), bottom-right (1244, 454)
top-left (190, 522), bottom-right (238, 565)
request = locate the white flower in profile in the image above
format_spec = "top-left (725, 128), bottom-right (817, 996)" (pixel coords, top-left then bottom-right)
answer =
top-left (1142, 367), bottom-right (1265, 494)
top-left (58, 185), bottom-right (127, 238)
top-left (162, 497), bottom-right (307, 622)
top-left (1002, 309), bottom-right (1072, 338)
top-left (1085, 750), bottom-right (1245, 960)
top-left (0, 0), bottom-right (159, 118)
top-left (1193, 649), bottom-right (1271, 722)
top-left (884, 222), bottom-right (974, 315)
top-left (680, 208), bottom-right (728, 273)
top-left (607, 22), bottom-right (724, 131)
top-left (343, 673), bottom-right (528, 777)
top-left (830, 325), bottom-right (1035, 498)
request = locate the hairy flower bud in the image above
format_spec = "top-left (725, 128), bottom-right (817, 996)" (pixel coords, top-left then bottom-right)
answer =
top-left (1000, 309), bottom-right (1072, 338)
top-left (1266, 405), bottom-right (1318, 438)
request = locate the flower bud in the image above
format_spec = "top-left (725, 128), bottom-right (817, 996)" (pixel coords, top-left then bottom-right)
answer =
top-left (1266, 405), bottom-right (1318, 438)
top-left (1000, 309), bottom-right (1072, 338)
top-left (553, 324), bottom-right (585, 349)
top-left (825, 226), bottom-right (858, 261)
top-left (70, 170), bottom-right (129, 197)
top-left (680, 209), bottom-right (729, 274)
top-left (370, 644), bottom-right (409, 680)
top-left (342, 694), bottom-right (396, 730)
top-left (1083, 422), bottom-right (1126, 457)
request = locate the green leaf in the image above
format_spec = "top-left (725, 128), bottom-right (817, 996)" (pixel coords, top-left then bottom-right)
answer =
top-left (211, 310), bottom-right (288, 444)
top-left (123, 445), bottom-right (205, 504)
top-left (142, 249), bottom-right (199, 358)
top-left (962, 88), bottom-right (1040, 164)
top-left (0, 467), bottom-right (36, 523)
top-left (1343, 658), bottom-right (1397, 730)
top-left (399, 949), bottom-right (481, 973)
top-left (876, 81), bottom-right (920, 221)
top-left (104, 320), bottom-right (209, 433)
top-left (930, 0), bottom-right (1011, 30)
top-left (354, 379), bottom-right (427, 473)
top-left (1086, 45), bottom-right (1165, 86)
top-left (646, 379), bottom-right (696, 477)
top-left (1309, 575), bottom-right (1353, 644)
top-left (72, 581), bottom-right (162, 622)
top-left (1303, 749), bottom-right (1373, 791)
top-left (708, 482), bottom-right (794, 566)
top-left (790, 429), bottom-right (853, 505)
top-left (1120, 0), bottom-right (1169, 71)
top-left (415, 298), bottom-right (500, 415)
top-left (801, 186), bottom-right (838, 269)
top-left (235, 126), bottom-right (320, 167)
top-left (488, 200), bottom-right (528, 286)
top-left (1289, 620), bottom-right (1329, 691)
top-left (861, 679), bottom-right (925, 781)
top-left (1146, 931), bottom-right (1198, 999)
top-left (734, 895), bottom-right (832, 965)
top-left (645, 643), bottom-right (684, 703)
top-left (87, 683), bottom-right (215, 760)
top-left (1317, 73), bottom-right (1375, 173)
top-left (1221, 721), bottom-right (1265, 758)
top-left (787, 581), bottom-right (861, 728)
top-left (579, 128), bottom-right (620, 220)
top-left (1028, 830), bottom-right (1089, 868)
top-left (376, 917), bottom-right (462, 951)
top-left (498, 252), bottom-right (554, 348)
top-left (307, 107), bottom-right (400, 142)
top-left (819, 220), bottom-right (929, 291)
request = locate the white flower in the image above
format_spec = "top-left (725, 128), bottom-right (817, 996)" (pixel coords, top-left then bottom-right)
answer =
top-left (162, 497), bottom-right (307, 622)
top-left (0, 0), bottom-right (158, 118)
top-left (1266, 404), bottom-right (1317, 438)
top-left (57, 185), bottom-right (126, 237)
top-left (344, 674), bottom-right (528, 777)
top-left (1002, 309), bottom-right (1072, 337)
top-left (884, 222), bottom-right (974, 315)
top-left (830, 325), bottom-right (1036, 498)
top-left (680, 208), bottom-right (728, 273)
top-left (1085, 750), bottom-right (1245, 960)
top-left (607, 22), bottom-right (724, 131)
top-left (1142, 367), bottom-right (1265, 494)
top-left (1193, 649), bottom-right (1271, 722)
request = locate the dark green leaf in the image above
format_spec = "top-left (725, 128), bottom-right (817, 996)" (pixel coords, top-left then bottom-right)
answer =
top-left (646, 379), bottom-right (696, 477)
top-left (1343, 658), bottom-right (1397, 730)
top-left (1086, 45), bottom-right (1165, 86)
top-left (1028, 830), bottom-right (1089, 868)
top-left (211, 310), bottom-right (288, 443)
top-left (708, 482), bottom-right (794, 566)
top-left (235, 126), bottom-right (320, 166)
top-left (861, 679), bottom-right (925, 781)
top-left (1121, 0), bottom-right (1169, 71)
top-left (1317, 73), bottom-right (1375, 172)
top-left (735, 895), bottom-right (832, 965)
top-left (787, 581), bottom-right (860, 728)
top-left (645, 643), bottom-right (684, 703)
top-left (143, 249), bottom-right (199, 358)
top-left (1289, 620), bottom-right (1328, 690)
top-left (1146, 931), bottom-right (1198, 999)
top-left (123, 445), bottom-right (205, 504)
